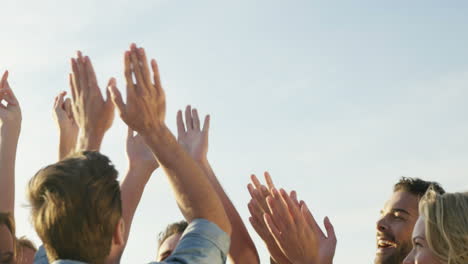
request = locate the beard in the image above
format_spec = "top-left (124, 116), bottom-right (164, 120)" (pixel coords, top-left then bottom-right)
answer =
top-left (374, 239), bottom-right (412, 264)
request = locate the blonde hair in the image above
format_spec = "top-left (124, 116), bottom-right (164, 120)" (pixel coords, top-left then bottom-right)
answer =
top-left (419, 189), bottom-right (468, 264)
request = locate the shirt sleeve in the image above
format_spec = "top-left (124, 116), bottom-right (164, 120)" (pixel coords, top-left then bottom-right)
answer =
top-left (148, 218), bottom-right (230, 264)
top-left (33, 245), bottom-right (49, 264)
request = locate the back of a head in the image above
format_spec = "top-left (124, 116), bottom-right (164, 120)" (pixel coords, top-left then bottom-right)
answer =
top-left (158, 220), bottom-right (188, 250)
top-left (419, 190), bottom-right (468, 264)
top-left (394, 177), bottom-right (445, 197)
top-left (27, 151), bottom-right (121, 264)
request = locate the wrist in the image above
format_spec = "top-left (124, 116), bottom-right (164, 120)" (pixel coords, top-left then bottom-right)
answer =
top-left (77, 131), bottom-right (104, 151)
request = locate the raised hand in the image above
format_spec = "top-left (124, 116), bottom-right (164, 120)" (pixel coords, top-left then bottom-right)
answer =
top-left (126, 128), bottom-right (159, 173)
top-left (109, 44), bottom-right (165, 135)
top-left (264, 188), bottom-right (337, 264)
top-left (53, 91), bottom-right (79, 160)
top-left (247, 173), bottom-right (291, 264)
top-left (177, 105), bottom-right (210, 162)
top-left (70, 51), bottom-right (115, 150)
top-left (0, 70), bottom-right (21, 213)
top-left (0, 71), bottom-right (21, 136)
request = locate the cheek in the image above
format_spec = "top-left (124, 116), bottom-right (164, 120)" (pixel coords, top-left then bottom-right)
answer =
top-left (415, 248), bottom-right (442, 264)
top-left (392, 222), bottom-right (414, 241)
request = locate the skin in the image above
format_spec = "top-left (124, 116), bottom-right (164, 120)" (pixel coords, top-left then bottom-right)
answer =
top-left (263, 188), bottom-right (336, 264)
top-left (176, 105), bottom-right (259, 263)
top-left (247, 173), bottom-right (292, 264)
top-left (0, 224), bottom-right (14, 264)
top-left (403, 217), bottom-right (443, 264)
top-left (53, 91), bottom-right (78, 160)
top-left (157, 233), bottom-right (183, 261)
top-left (109, 44), bottom-right (231, 235)
top-left (50, 52), bottom-right (158, 264)
top-left (375, 191), bottom-right (420, 264)
top-left (69, 51), bottom-right (115, 151)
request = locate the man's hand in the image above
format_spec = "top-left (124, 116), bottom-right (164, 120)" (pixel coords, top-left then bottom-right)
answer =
top-left (70, 51), bottom-right (115, 150)
top-left (126, 128), bottom-right (159, 174)
top-left (53, 91), bottom-right (79, 160)
top-left (247, 173), bottom-right (292, 264)
top-left (264, 188), bottom-right (337, 264)
top-left (0, 71), bottom-right (21, 137)
top-left (109, 44), bottom-right (165, 136)
top-left (177, 105), bottom-right (210, 162)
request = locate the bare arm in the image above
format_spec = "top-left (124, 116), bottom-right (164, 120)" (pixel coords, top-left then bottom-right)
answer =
top-left (0, 71), bottom-right (21, 214)
top-left (120, 128), bottom-right (159, 244)
top-left (109, 44), bottom-right (231, 235)
top-left (177, 105), bottom-right (259, 263)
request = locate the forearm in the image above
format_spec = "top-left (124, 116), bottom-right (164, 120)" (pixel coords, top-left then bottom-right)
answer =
top-left (0, 129), bottom-right (19, 213)
top-left (58, 132), bottom-right (77, 160)
top-left (199, 158), bottom-right (259, 263)
top-left (120, 167), bottom-right (153, 243)
top-left (143, 125), bottom-right (231, 235)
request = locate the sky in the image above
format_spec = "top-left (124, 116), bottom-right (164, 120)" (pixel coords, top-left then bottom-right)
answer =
top-left (2, 0), bottom-right (468, 263)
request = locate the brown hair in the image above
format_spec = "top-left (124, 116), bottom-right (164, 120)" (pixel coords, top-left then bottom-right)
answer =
top-left (27, 151), bottom-right (121, 264)
top-left (420, 190), bottom-right (468, 264)
top-left (158, 220), bottom-right (188, 250)
top-left (16, 236), bottom-right (37, 251)
top-left (394, 177), bottom-right (445, 197)
top-left (0, 212), bottom-right (16, 258)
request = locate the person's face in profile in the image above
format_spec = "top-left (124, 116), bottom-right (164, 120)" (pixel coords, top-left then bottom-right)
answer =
top-left (157, 232), bottom-right (183, 261)
top-left (0, 224), bottom-right (15, 264)
top-left (403, 216), bottom-right (442, 264)
top-left (375, 191), bottom-right (419, 264)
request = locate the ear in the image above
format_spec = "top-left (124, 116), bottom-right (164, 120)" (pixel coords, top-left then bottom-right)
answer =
top-left (113, 218), bottom-right (125, 247)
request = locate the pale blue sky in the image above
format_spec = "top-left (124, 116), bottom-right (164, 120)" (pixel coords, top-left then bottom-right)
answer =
top-left (2, 1), bottom-right (468, 263)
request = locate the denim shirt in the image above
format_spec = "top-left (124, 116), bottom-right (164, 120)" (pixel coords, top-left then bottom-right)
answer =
top-left (34, 218), bottom-right (230, 264)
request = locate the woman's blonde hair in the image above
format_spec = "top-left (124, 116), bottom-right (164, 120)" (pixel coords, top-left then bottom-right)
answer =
top-left (419, 189), bottom-right (468, 264)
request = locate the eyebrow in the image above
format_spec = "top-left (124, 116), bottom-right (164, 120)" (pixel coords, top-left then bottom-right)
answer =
top-left (0, 252), bottom-right (14, 263)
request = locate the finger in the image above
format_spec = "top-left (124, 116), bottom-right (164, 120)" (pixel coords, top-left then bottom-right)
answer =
top-left (192, 108), bottom-right (201, 130)
top-left (1, 70), bottom-right (8, 88)
top-left (108, 85), bottom-right (126, 120)
top-left (290, 190), bottom-right (300, 208)
top-left (56, 92), bottom-right (65, 110)
top-left (64, 98), bottom-right (73, 119)
top-left (184, 105), bottom-right (193, 130)
top-left (247, 183), bottom-right (256, 199)
top-left (264, 171), bottom-right (275, 191)
top-left (137, 47), bottom-right (153, 89)
top-left (69, 73), bottom-right (77, 102)
top-left (85, 56), bottom-right (100, 93)
top-left (3, 81), bottom-right (18, 105)
top-left (151, 59), bottom-right (163, 96)
top-left (270, 189), bottom-right (294, 229)
top-left (280, 189), bottom-right (302, 226)
top-left (264, 213), bottom-right (283, 245)
top-left (202, 115), bottom-right (210, 133)
top-left (75, 52), bottom-right (88, 96)
top-left (249, 216), bottom-right (267, 238)
top-left (177, 110), bottom-right (186, 136)
top-left (251, 174), bottom-right (263, 190)
top-left (130, 49), bottom-right (145, 96)
top-left (301, 201), bottom-right (325, 237)
top-left (324, 216), bottom-right (337, 242)
top-left (260, 185), bottom-right (270, 197)
top-left (105, 78), bottom-right (116, 112)
top-left (247, 199), bottom-right (264, 221)
top-left (124, 51), bottom-right (135, 97)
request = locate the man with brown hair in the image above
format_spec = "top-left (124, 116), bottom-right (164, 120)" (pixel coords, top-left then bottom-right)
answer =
top-left (375, 177), bottom-right (445, 264)
top-left (28, 151), bottom-right (124, 264)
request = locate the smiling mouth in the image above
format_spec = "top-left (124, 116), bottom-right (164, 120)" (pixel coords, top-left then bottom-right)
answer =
top-left (377, 239), bottom-right (398, 249)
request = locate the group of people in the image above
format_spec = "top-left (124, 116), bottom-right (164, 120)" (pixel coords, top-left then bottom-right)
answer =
top-left (0, 43), bottom-right (466, 264)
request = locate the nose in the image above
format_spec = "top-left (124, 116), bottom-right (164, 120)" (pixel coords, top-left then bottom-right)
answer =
top-left (376, 215), bottom-right (388, 232)
top-left (403, 248), bottom-right (415, 264)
